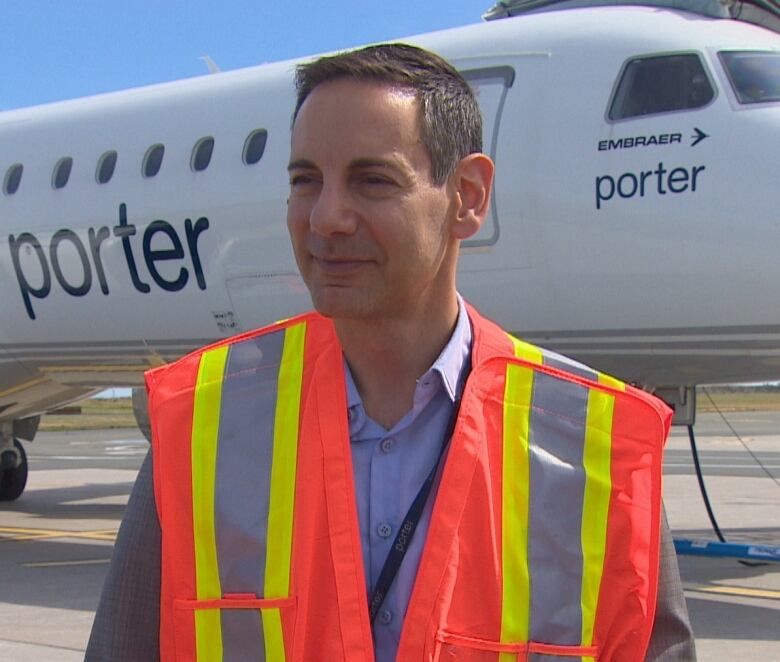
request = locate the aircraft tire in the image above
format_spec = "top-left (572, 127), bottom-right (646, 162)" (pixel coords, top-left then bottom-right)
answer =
top-left (0, 439), bottom-right (28, 501)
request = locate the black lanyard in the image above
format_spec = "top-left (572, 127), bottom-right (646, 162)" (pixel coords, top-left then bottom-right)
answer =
top-left (367, 364), bottom-right (471, 624)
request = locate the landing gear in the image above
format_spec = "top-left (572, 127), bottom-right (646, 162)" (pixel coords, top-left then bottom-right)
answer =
top-left (0, 439), bottom-right (28, 501)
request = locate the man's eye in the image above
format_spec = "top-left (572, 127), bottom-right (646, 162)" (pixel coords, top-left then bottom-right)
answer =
top-left (362, 175), bottom-right (394, 186)
top-left (290, 174), bottom-right (315, 186)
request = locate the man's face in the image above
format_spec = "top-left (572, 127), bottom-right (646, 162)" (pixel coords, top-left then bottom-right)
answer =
top-left (287, 79), bottom-right (457, 321)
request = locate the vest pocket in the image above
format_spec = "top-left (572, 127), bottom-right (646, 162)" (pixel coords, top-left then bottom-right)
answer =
top-left (434, 631), bottom-right (599, 661)
top-left (173, 595), bottom-right (297, 661)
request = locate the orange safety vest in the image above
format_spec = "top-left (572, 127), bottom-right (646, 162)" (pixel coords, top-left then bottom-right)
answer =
top-left (147, 304), bottom-right (671, 662)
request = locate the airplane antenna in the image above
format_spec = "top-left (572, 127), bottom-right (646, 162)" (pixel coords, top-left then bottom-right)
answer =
top-left (199, 56), bottom-right (221, 74)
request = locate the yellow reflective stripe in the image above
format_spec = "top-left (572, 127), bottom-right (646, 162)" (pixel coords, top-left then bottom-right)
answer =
top-left (500, 362), bottom-right (534, 659)
top-left (191, 345), bottom-right (229, 662)
top-left (580, 373), bottom-right (621, 649)
top-left (261, 608), bottom-right (285, 659)
top-left (500, 332), bottom-right (538, 659)
top-left (265, 322), bottom-right (305, 595)
top-left (598, 371), bottom-right (626, 392)
top-left (263, 322), bottom-right (306, 660)
top-left (507, 333), bottom-right (543, 365)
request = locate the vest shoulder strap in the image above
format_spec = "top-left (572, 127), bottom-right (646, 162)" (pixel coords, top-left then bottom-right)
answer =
top-left (145, 311), bottom-right (321, 393)
top-left (466, 300), bottom-right (672, 429)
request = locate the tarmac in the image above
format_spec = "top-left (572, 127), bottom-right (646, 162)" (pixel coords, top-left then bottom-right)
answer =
top-left (0, 412), bottom-right (778, 661)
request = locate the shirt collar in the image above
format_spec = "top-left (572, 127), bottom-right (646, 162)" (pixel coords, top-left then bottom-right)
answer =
top-left (344, 295), bottom-right (472, 414)
top-left (421, 294), bottom-right (472, 402)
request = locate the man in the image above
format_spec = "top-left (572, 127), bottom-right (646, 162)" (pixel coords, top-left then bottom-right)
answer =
top-left (87, 44), bottom-right (695, 660)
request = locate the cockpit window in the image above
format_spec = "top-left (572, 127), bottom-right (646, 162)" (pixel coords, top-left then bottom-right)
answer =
top-left (720, 51), bottom-right (780, 105)
top-left (609, 53), bottom-right (714, 120)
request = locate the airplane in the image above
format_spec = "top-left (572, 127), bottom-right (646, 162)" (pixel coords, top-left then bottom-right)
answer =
top-left (1, 0), bottom-right (780, 502)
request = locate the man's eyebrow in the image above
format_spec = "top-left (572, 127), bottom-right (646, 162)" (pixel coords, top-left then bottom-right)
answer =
top-left (287, 158), bottom-right (317, 171)
top-left (288, 157), bottom-right (410, 175)
top-left (349, 157), bottom-right (403, 171)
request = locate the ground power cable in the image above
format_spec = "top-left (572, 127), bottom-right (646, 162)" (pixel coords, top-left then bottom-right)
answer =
top-left (692, 386), bottom-right (780, 565)
top-left (686, 423), bottom-right (727, 543)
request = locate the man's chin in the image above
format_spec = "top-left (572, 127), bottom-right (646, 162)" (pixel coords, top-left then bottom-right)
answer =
top-left (309, 287), bottom-right (377, 320)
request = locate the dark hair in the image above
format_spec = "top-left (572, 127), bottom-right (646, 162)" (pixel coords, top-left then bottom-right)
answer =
top-left (292, 43), bottom-right (482, 185)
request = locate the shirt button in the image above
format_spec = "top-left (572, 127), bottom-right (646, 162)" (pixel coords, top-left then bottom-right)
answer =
top-left (379, 608), bottom-right (393, 625)
top-left (377, 523), bottom-right (392, 538)
top-left (348, 408), bottom-right (357, 423)
top-left (380, 437), bottom-right (394, 454)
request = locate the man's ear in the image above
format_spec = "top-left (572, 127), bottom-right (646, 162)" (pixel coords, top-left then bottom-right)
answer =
top-left (450, 153), bottom-right (494, 241)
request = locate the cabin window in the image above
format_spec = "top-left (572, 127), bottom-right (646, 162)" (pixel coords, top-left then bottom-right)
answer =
top-left (143, 144), bottom-right (165, 178)
top-left (609, 54), bottom-right (714, 120)
top-left (3, 163), bottom-right (23, 195)
top-left (720, 51), bottom-right (780, 104)
top-left (191, 136), bottom-right (215, 172)
top-left (243, 129), bottom-right (268, 165)
top-left (52, 157), bottom-right (73, 189)
top-left (96, 150), bottom-right (118, 184)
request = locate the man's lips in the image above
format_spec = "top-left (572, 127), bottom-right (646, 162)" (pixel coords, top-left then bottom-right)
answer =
top-left (311, 255), bottom-right (371, 274)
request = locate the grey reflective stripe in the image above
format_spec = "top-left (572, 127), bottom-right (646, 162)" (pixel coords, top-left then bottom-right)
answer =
top-left (529, 655), bottom-right (582, 662)
top-left (222, 610), bottom-right (266, 662)
top-left (541, 352), bottom-right (598, 382)
top-left (214, 331), bottom-right (285, 661)
top-left (527, 371), bottom-right (588, 647)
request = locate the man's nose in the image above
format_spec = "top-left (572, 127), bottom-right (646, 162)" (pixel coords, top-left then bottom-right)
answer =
top-left (308, 181), bottom-right (358, 237)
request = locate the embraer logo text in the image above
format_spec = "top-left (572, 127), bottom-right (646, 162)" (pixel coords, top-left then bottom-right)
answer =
top-left (8, 203), bottom-right (210, 320)
top-left (597, 133), bottom-right (682, 151)
top-left (596, 162), bottom-right (706, 210)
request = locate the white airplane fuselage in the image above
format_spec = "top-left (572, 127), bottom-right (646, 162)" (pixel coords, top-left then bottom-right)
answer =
top-left (2, 6), bottom-right (780, 429)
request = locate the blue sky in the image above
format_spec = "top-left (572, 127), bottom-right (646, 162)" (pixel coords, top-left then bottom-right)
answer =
top-left (6, 1), bottom-right (492, 399)
top-left (2, 0), bottom-right (493, 111)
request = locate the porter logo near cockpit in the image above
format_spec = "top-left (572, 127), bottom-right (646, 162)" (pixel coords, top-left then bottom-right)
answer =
top-left (595, 162), bottom-right (706, 210)
top-left (8, 203), bottom-right (210, 320)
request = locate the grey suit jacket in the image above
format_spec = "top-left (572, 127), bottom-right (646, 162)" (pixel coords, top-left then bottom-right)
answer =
top-left (85, 452), bottom-right (696, 661)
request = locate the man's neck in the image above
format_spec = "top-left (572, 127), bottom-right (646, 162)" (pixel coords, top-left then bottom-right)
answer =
top-left (335, 295), bottom-right (460, 430)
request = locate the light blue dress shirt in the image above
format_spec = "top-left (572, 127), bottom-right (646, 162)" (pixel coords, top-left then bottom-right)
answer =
top-left (344, 299), bottom-right (472, 662)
